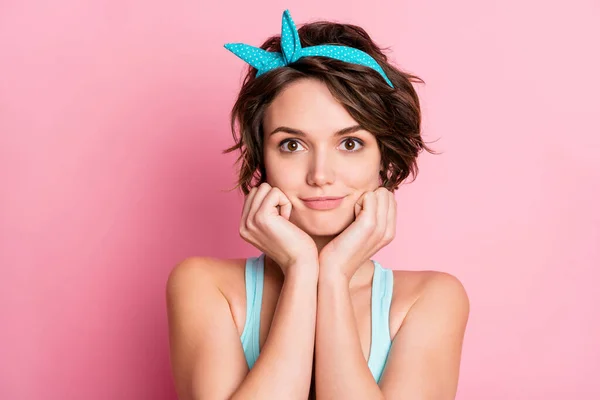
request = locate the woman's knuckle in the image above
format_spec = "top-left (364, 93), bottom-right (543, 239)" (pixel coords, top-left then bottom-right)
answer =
top-left (244, 218), bottom-right (255, 231)
top-left (254, 213), bottom-right (266, 227)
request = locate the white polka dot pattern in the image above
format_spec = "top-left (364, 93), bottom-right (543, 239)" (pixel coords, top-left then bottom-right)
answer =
top-left (224, 9), bottom-right (394, 88)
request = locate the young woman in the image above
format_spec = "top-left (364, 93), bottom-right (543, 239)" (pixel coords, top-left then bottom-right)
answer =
top-left (166, 10), bottom-right (469, 400)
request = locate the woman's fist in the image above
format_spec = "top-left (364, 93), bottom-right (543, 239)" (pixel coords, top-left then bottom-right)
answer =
top-left (240, 183), bottom-right (318, 277)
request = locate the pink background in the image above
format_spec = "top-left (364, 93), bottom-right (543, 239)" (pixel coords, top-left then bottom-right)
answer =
top-left (1, 1), bottom-right (599, 399)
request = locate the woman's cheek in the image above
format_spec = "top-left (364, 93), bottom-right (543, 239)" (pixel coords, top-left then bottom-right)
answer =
top-left (341, 159), bottom-right (379, 187)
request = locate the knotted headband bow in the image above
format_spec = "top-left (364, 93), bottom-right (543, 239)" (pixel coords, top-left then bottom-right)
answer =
top-left (224, 9), bottom-right (394, 88)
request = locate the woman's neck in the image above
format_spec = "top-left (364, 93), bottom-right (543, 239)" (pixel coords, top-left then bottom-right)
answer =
top-left (311, 234), bottom-right (335, 254)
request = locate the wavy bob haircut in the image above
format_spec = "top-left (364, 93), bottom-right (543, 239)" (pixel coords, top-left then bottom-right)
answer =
top-left (224, 19), bottom-right (437, 195)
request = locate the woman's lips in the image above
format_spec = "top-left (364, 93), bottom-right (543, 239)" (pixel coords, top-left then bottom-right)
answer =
top-left (300, 196), bottom-right (346, 210)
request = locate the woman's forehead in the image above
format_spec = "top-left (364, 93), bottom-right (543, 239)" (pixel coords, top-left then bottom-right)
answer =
top-left (264, 80), bottom-right (358, 135)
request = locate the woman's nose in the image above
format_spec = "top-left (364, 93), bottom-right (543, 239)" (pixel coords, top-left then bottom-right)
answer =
top-left (306, 150), bottom-right (335, 186)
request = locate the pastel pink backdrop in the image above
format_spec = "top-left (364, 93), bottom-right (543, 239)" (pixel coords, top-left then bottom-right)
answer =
top-left (1, 1), bottom-right (598, 399)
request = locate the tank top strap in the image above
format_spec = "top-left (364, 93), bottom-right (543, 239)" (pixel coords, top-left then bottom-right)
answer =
top-left (367, 260), bottom-right (394, 383)
top-left (240, 253), bottom-right (265, 369)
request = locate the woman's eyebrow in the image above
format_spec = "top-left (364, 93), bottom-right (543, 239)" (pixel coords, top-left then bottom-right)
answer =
top-left (268, 125), bottom-right (364, 137)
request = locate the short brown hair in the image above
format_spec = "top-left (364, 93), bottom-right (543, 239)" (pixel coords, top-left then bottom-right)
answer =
top-left (223, 19), bottom-right (437, 195)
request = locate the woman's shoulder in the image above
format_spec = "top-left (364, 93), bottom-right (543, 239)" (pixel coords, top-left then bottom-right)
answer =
top-left (391, 269), bottom-right (468, 306)
top-left (166, 256), bottom-right (253, 335)
top-left (168, 255), bottom-right (246, 277)
top-left (388, 269), bottom-right (469, 337)
top-left (167, 256), bottom-right (251, 309)
top-left (390, 268), bottom-right (464, 297)
top-left (167, 256), bottom-right (248, 297)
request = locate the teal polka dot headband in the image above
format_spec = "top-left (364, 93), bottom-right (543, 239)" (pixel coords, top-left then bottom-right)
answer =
top-left (224, 9), bottom-right (394, 88)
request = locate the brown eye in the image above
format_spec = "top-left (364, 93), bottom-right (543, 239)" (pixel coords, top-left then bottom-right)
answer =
top-left (287, 141), bottom-right (298, 151)
top-left (339, 138), bottom-right (363, 152)
top-left (279, 139), bottom-right (305, 153)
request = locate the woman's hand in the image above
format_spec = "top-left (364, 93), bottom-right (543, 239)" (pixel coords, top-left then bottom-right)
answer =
top-left (240, 182), bottom-right (319, 278)
top-left (318, 187), bottom-right (397, 282)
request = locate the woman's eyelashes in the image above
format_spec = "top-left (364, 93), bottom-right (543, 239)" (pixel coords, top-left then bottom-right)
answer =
top-left (278, 137), bottom-right (365, 153)
top-left (339, 137), bottom-right (364, 152)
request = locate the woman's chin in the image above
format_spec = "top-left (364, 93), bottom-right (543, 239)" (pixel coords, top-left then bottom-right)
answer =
top-left (292, 213), bottom-right (354, 237)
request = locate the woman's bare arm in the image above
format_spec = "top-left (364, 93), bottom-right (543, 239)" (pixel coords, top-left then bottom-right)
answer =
top-left (166, 256), bottom-right (317, 400)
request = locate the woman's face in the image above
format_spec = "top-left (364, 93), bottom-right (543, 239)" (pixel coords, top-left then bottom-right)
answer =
top-left (262, 78), bottom-right (382, 237)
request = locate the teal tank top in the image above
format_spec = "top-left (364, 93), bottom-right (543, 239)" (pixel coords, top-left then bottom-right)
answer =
top-left (240, 253), bottom-right (394, 383)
